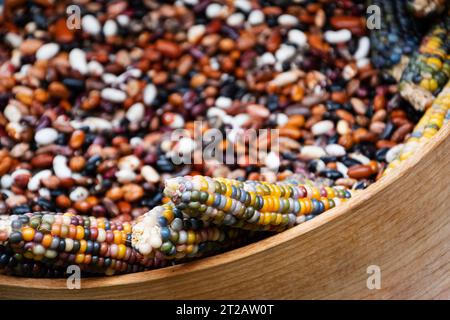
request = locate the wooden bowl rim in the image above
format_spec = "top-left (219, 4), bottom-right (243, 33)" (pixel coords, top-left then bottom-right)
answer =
top-left (1, 122), bottom-right (449, 290)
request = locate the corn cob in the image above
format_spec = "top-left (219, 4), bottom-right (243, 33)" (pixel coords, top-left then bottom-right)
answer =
top-left (399, 13), bottom-right (450, 110)
top-left (164, 175), bottom-right (352, 232)
top-left (384, 81), bottom-right (450, 175)
top-left (0, 212), bottom-right (161, 276)
top-left (369, 0), bottom-right (422, 70)
top-left (0, 211), bottom-right (248, 276)
top-left (407, 0), bottom-right (446, 18)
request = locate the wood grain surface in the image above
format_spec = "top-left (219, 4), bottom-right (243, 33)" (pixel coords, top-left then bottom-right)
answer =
top-left (0, 123), bottom-right (449, 300)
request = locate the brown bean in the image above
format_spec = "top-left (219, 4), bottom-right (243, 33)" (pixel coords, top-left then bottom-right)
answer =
top-left (339, 133), bottom-right (354, 149)
top-left (353, 128), bottom-right (377, 143)
top-left (391, 123), bottom-right (414, 143)
top-left (331, 91), bottom-right (348, 104)
top-left (155, 39), bottom-right (181, 58)
top-left (330, 16), bottom-right (365, 34)
top-left (372, 109), bottom-right (387, 122)
top-left (336, 109), bottom-right (355, 124)
top-left (69, 156), bottom-right (86, 172)
top-left (373, 94), bottom-right (386, 110)
top-left (69, 130), bottom-right (85, 149)
top-left (376, 140), bottom-right (397, 149)
top-left (19, 39), bottom-right (43, 55)
top-left (279, 127), bottom-right (302, 140)
top-left (348, 164), bottom-right (374, 179)
top-left (122, 183), bottom-right (144, 202)
top-left (31, 153), bottom-right (54, 168)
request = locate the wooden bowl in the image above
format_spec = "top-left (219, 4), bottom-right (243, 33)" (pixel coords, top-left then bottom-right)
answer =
top-left (1, 123), bottom-right (449, 300)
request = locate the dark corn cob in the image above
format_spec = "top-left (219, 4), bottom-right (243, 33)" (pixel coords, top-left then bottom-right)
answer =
top-left (407, 0), bottom-right (446, 18)
top-left (385, 80), bottom-right (450, 175)
top-left (369, 0), bottom-right (422, 70)
top-left (164, 176), bottom-right (352, 232)
top-left (0, 248), bottom-right (157, 277)
top-left (0, 247), bottom-right (67, 277)
top-left (131, 203), bottom-right (252, 259)
top-left (399, 13), bottom-right (450, 110)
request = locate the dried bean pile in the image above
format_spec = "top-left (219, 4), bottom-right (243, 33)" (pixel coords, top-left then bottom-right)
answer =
top-left (0, 0), bottom-right (448, 276)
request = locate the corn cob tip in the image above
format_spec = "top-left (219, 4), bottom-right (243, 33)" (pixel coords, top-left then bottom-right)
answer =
top-left (132, 202), bottom-right (237, 259)
top-left (163, 177), bottom-right (187, 202)
top-left (390, 56), bottom-right (410, 82)
top-left (164, 176), bottom-right (219, 203)
top-left (0, 215), bottom-right (12, 245)
top-left (399, 82), bottom-right (435, 111)
top-left (132, 205), bottom-right (165, 256)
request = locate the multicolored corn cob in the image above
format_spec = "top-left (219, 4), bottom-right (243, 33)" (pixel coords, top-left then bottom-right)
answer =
top-left (0, 211), bottom-right (249, 277)
top-left (399, 13), bottom-right (450, 110)
top-left (164, 175), bottom-right (352, 232)
top-left (407, 0), bottom-right (446, 18)
top-left (384, 81), bottom-right (450, 175)
top-left (369, 0), bottom-right (422, 70)
top-left (0, 213), bottom-right (163, 276)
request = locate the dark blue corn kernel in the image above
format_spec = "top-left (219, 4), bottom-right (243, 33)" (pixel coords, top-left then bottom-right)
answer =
top-left (183, 219), bottom-right (191, 230)
top-left (198, 242), bottom-right (208, 253)
top-left (0, 253), bottom-right (9, 266)
top-left (85, 241), bottom-right (94, 254)
top-left (9, 232), bottom-right (22, 244)
top-left (72, 240), bottom-right (80, 253)
top-left (11, 220), bottom-right (22, 230)
top-left (91, 256), bottom-right (99, 266)
top-left (160, 227), bottom-right (171, 241)
top-left (84, 228), bottom-right (90, 240)
top-left (92, 242), bottom-right (100, 255)
top-left (158, 216), bottom-right (168, 227)
top-left (173, 208), bottom-right (183, 219)
top-left (58, 239), bottom-right (66, 252)
top-left (190, 218), bottom-right (202, 230)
